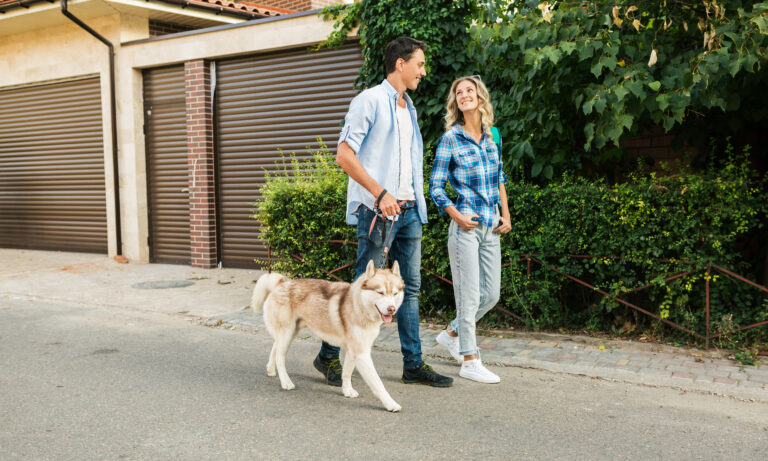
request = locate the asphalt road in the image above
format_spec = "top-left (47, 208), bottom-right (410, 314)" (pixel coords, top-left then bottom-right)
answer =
top-left (1, 296), bottom-right (767, 460)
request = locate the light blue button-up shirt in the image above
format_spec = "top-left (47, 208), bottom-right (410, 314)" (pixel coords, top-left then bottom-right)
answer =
top-left (338, 79), bottom-right (428, 225)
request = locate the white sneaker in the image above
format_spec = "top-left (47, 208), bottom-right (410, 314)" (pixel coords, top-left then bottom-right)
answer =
top-left (459, 359), bottom-right (501, 384)
top-left (436, 330), bottom-right (462, 364)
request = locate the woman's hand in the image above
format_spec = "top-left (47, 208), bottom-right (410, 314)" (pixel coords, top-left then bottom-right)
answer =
top-left (493, 216), bottom-right (511, 234)
top-left (455, 213), bottom-right (480, 231)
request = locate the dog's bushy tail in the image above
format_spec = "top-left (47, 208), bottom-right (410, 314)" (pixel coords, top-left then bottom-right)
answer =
top-left (251, 273), bottom-right (285, 312)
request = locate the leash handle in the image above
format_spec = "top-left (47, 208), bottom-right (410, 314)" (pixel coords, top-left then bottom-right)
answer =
top-left (367, 200), bottom-right (413, 268)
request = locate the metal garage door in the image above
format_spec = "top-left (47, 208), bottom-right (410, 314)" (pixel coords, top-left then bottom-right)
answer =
top-left (0, 77), bottom-right (107, 253)
top-left (216, 44), bottom-right (362, 268)
top-left (143, 65), bottom-right (190, 264)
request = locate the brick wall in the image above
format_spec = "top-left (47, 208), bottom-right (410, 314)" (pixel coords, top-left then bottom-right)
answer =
top-left (259, 0), bottom-right (342, 11)
top-left (185, 60), bottom-right (218, 268)
top-left (261, 0), bottom-right (309, 10)
top-left (149, 20), bottom-right (196, 37)
top-left (622, 125), bottom-right (698, 172)
top-left (309, 0), bottom-right (345, 9)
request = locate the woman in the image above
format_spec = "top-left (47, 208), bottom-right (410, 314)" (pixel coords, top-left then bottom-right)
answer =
top-left (429, 75), bottom-right (511, 384)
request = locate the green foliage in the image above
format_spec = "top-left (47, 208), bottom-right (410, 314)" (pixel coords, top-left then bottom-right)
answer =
top-left (733, 347), bottom-right (762, 366)
top-left (471, 1), bottom-right (768, 177)
top-left (320, 1), bottom-right (768, 179)
top-left (252, 144), bottom-right (356, 281)
top-left (304, 1), bottom-right (768, 349)
top-left (256, 144), bottom-right (767, 347)
top-left (477, 147), bottom-right (768, 340)
top-left (319, 0), bottom-right (479, 143)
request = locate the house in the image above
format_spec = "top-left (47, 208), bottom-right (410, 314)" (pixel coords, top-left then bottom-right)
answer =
top-left (0, 0), bottom-right (361, 268)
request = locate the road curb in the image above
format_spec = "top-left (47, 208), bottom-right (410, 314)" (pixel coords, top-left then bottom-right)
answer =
top-left (206, 308), bottom-right (768, 404)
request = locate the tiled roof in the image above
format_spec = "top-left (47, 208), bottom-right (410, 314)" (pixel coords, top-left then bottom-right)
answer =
top-left (0, 0), bottom-right (28, 10)
top-left (0, 0), bottom-right (296, 18)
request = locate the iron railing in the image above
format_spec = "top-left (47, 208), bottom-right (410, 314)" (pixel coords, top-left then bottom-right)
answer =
top-left (267, 245), bottom-right (768, 350)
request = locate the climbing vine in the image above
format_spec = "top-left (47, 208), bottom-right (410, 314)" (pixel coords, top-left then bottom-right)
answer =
top-left (320, 0), bottom-right (479, 144)
top-left (473, 1), bottom-right (768, 177)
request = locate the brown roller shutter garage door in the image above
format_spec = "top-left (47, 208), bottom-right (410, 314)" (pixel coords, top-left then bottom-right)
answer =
top-left (216, 44), bottom-right (362, 268)
top-left (0, 77), bottom-right (107, 253)
top-left (143, 65), bottom-right (190, 264)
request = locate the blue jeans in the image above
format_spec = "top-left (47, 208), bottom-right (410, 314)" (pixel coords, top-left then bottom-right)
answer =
top-left (319, 204), bottom-right (424, 370)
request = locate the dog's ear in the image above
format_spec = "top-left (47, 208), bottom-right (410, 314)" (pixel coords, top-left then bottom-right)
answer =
top-left (391, 260), bottom-right (400, 277)
top-left (365, 259), bottom-right (376, 278)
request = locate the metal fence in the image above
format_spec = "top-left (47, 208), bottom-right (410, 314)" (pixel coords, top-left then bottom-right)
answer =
top-left (268, 244), bottom-right (768, 350)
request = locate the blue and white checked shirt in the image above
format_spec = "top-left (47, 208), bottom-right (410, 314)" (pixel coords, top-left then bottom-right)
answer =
top-left (429, 124), bottom-right (508, 227)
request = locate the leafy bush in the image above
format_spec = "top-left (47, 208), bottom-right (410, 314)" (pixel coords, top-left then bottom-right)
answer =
top-left (253, 145), bottom-right (356, 282)
top-left (255, 145), bottom-right (767, 347)
top-left (490, 149), bottom-right (767, 338)
top-left (322, 1), bottom-right (768, 178)
top-left (470, 0), bottom-right (768, 177)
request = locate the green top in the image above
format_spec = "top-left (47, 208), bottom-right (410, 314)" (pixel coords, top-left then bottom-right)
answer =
top-left (490, 126), bottom-right (501, 152)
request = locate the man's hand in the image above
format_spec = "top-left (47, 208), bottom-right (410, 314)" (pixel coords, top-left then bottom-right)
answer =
top-left (455, 213), bottom-right (479, 231)
top-left (493, 216), bottom-right (512, 234)
top-left (377, 191), bottom-right (401, 217)
top-left (337, 142), bottom-right (397, 217)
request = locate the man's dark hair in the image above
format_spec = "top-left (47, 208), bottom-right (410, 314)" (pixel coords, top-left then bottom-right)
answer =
top-left (384, 37), bottom-right (427, 74)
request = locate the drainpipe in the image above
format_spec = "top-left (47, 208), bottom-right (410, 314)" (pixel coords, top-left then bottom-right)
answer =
top-left (61, 0), bottom-right (123, 257)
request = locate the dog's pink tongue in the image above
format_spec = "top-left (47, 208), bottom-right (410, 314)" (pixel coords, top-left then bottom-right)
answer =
top-left (382, 314), bottom-right (393, 323)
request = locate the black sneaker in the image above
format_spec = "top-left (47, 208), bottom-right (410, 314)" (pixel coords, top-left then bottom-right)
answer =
top-left (401, 363), bottom-right (453, 387)
top-left (313, 354), bottom-right (342, 387)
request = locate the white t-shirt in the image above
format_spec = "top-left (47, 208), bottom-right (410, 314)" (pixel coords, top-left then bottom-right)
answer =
top-left (396, 104), bottom-right (415, 201)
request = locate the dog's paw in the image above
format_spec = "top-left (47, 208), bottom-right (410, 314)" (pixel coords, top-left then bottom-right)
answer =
top-left (386, 401), bottom-right (402, 413)
top-left (266, 368), bottom-right (276, 377)
top-left (281, 381), bottom-right (296, 391)
top-left (342, 387), bottom-right (359, 398)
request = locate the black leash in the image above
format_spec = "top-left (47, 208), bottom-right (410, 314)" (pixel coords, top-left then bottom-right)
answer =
top-left (368, 190), bottom-right (415, 267)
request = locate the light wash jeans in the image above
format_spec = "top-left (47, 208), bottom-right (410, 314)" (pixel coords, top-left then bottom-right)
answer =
top-left (447, 216), bottom-right (502, 357)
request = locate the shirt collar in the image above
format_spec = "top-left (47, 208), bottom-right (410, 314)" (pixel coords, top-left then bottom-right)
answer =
top-left (452, 123), bottom-right (487, 145)
top-left (381, 79), bottom-right (414, 110)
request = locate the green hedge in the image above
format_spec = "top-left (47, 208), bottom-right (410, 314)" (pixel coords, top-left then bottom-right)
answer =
top-left (254, 146), bottom-right (767, 347)
top-left (253, 147), bottom-right (356, 282)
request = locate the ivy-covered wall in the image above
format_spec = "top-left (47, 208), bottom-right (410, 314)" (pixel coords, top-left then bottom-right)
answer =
top-left (324, 0), bottom-right (768, 178)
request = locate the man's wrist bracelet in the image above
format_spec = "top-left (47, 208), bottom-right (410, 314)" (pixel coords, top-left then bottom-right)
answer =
top-left (376, 189), bottom-right (388, 207)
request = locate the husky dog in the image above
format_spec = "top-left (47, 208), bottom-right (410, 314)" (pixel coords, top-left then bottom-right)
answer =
top-left (251, 260), bottom-right (405, 412)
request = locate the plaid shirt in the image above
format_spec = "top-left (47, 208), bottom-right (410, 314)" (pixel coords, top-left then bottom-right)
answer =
top-left (429, 124), bottom-right (507, 227)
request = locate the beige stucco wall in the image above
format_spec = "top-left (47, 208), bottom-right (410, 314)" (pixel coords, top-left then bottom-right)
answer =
top-left (121, 13), bottom-right (343, 68)
top-left (2, 9), bottom-right (350, 263)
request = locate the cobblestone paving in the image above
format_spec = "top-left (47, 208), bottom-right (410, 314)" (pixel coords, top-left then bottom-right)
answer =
top-left (209, 309), bottom-right (768, 403)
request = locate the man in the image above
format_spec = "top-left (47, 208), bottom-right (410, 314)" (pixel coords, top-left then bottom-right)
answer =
top-left (313, 36), bottom-right (453, 388)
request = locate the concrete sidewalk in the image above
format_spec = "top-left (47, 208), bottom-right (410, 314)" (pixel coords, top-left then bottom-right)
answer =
top-left (2, 249), bottom-right (766, 402)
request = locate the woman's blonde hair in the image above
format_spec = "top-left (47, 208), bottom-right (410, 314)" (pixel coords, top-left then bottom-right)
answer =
top-left (444, 75), bottom-right (494, 135)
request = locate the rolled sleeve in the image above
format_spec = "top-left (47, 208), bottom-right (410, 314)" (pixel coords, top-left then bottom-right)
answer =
top-left (429, 134), bottom-right (455, 211)
top-left (338, 92), bottom-right (375, 153)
